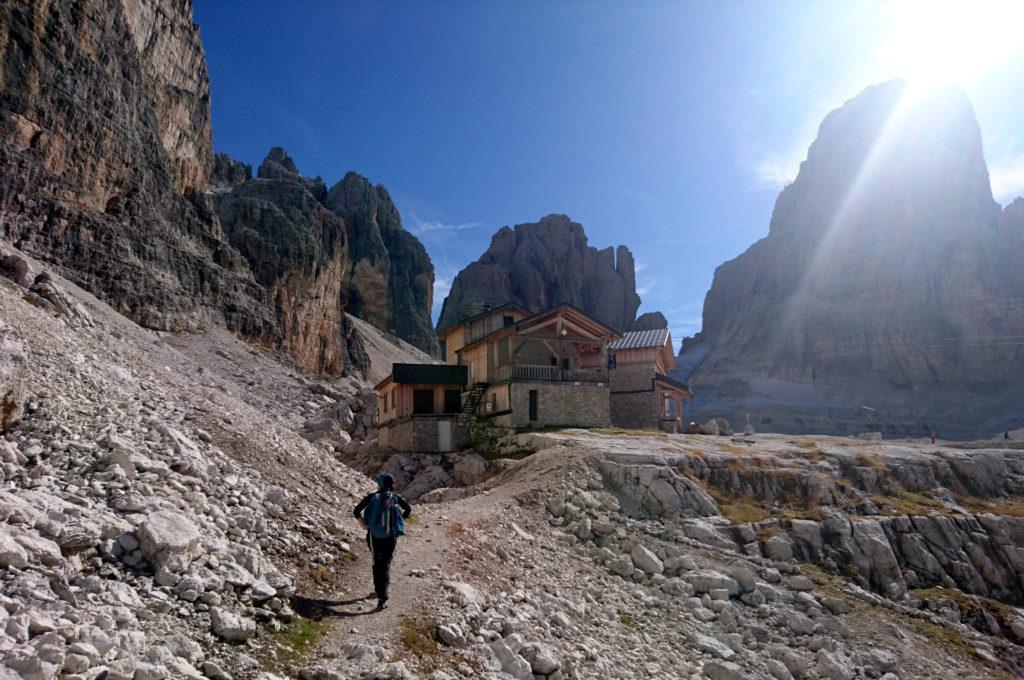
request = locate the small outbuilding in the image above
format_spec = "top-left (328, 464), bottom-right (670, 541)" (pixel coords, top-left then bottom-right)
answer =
top-left (609, 328), bottom-right (692, 432)
top-left (375, 363), bottom-right (469, 453)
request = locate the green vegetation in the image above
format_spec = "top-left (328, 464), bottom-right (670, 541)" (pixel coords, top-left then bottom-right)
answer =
top-left (619, 613), bottom-right (636, 629)
top-left (272, 617), bottom-right (328, 663)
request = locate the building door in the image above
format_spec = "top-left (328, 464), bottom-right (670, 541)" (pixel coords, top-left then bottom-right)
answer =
top-left (528, 389), bottom-right (538, 422)
top-left (438, 420), bottom-right (452, 452)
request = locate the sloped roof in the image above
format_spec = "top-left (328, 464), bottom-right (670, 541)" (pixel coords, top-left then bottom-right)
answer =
top-left (438, 303), bottom-right (530, 335)
top-left (654, 371), bottom-right (691, 395)
top-left (609, 328), bottom-right (670, 351)
top-left (374, 363), bottom-right (467, 390)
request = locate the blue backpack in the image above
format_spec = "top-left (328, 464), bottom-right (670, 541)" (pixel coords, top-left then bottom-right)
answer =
top-left (363, 491), bottom-right (405, 539)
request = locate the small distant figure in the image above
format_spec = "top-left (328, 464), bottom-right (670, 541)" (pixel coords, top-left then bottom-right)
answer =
top-left (930, 431), bottom-right (936, 445)
top-left (353, 473), bottom-right (411, 611)
top-left (1006, 431), bottom-right (1011, 440)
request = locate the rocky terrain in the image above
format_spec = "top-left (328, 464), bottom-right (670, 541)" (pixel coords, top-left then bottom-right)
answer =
top-left (4, 236), bottom-right (1024, 680)
top-left (0, 0), bottom-right (437, 375)
top-left (676, 80), bottom-right (1024, 439)
top-left (436, 215), bottom-right (641, 333)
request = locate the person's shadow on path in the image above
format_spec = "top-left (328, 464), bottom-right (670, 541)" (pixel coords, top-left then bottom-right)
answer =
top-left (291, 594), bottom-right (380, 619)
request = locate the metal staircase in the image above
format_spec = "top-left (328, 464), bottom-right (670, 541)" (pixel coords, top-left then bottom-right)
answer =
top-left (458, 382), bottom-right (488, 425)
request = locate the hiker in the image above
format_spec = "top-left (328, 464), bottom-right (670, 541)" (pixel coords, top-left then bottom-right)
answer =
top-left (353, 473), bottom-right (412, 610)
top-left (930, 431), bottom-right (936, 444)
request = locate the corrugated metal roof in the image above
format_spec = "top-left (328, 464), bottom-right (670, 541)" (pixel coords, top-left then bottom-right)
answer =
top-left (609, 328), bottom-right (670, 350)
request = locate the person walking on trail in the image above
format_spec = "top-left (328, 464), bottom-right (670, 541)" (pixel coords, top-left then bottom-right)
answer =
top-left (353, 473), bottom-right (411, 610)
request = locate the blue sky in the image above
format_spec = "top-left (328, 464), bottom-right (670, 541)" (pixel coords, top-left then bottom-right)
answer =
top-left (194, 1), bottom-right (1024, 340)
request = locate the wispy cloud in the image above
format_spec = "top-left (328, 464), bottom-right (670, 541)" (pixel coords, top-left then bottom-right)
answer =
top-left (990, 155), bottom-right (1024, 203)
top-left (749, 153), bottom-right (803, 189)
top-left (409, 213), bottom-right (484, 236)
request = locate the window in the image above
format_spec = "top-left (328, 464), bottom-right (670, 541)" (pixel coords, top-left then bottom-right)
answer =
top-left (443, 390), bottom-right (461, 414)
top-left (439, 340), bottom-right (447, 362)
top-left (608, 353), bottom-right (617, 368)
top-left (550, 357), bottom-right (558, 367)
top-left (503, 315), bottom-right (514, 328)
top-left (528, 390), bottom-right (538, 422)
top-left (413, 389), bottom-right (434, 414)
top-left (561, 357), bottom-right (569, 370)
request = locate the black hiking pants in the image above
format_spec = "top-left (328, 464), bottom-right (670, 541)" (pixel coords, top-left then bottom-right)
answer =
top-left (367, 532), bottom-right (397, 600)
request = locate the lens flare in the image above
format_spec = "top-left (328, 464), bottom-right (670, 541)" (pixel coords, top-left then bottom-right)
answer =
top-left (877, 0), bottom-right (1024, 85)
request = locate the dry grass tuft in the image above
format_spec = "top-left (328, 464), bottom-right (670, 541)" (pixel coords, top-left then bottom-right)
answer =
top-left (953, 495), bottom-right (1024, 517)
top-left (855, 451), bottom-right (887, 470)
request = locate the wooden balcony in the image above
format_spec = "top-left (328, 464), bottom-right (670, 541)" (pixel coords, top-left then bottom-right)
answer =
top-left (492, 363), bottom-right (608, 383)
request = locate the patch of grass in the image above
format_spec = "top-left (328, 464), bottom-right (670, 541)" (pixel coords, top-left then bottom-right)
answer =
top-left (619, 613), bottom-right (636, 629)
top-left (855, 451), bottom-right (888, 469)
top-left (448, 521), bottom-right (468, 539)
top-left (718, 497), bottom-right (770, 525)
top-left (913, 587), bottom-right (1014, 622)
top-left (953, 495), bottom-right (1024, 517)
top-left (309, 556), bottom-right (354, 590)
top-left (272, 617), bottom-right (328, 663)
top-left (398, 616), bottom-right (441, 668)
top-left (871, 489), bottom-right (947, 516)
top-left (716, 442), bottom-right (756, 455)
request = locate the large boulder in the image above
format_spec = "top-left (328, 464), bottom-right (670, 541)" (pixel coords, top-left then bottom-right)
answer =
top-left (136, 511), bottom-right (201, 573)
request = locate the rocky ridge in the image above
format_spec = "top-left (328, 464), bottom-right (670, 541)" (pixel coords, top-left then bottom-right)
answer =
top-left (437, 214), bottom-right (641, 332)
top-left (0, 0), bottom-right (437, 378)
top-left (676, 81), bottom-right (1024, 439)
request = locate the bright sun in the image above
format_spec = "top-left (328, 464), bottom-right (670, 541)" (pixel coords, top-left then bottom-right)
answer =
top-left (878, 0), bottom-right (1024, 85)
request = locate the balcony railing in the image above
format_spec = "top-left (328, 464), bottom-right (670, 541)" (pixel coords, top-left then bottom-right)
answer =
top-left (492, 363), bottom-right (607, 383)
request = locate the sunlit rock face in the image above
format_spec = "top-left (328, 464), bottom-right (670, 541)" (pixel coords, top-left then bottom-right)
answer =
top-left (0, 1), bottom-right (435, 374)
top-left (437, 214), bottom-right (641, 332)
top-left (678, 80), bottom-right (1024, 438)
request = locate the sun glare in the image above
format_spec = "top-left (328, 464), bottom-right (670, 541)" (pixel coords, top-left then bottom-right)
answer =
top-left (878, 0), bottom-right (1024, 85)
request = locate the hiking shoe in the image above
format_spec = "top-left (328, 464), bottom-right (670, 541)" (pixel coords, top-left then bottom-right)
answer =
top-left (375, 596), bottom-right (388, 611)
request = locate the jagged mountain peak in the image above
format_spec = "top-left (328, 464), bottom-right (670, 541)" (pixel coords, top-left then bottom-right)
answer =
top-left (678, 80), bottom-right (1024, 438)
top-left (437, 215), bottom-right (641, 333)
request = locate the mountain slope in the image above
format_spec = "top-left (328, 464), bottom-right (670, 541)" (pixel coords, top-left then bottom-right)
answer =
top-left (677, 81), bottom-right (1024, 438)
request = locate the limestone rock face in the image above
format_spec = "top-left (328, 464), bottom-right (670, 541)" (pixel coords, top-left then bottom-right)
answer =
top-left (326, 172), bottom-right (438, 354)
top-left (437, 214), bottom-right (641, 332)
top-left (213, 156), bottom-right (360, 375)
top-left (629, 311), bottom-right (668, 331)
top-left (678, 81), bottom-right (1024, 438)
top-left (214, 152), bottom-right (438, 357)
top-left (0, 1), bottom-right (437, 374)
top-left (0, 0), bottom-right (274, 336)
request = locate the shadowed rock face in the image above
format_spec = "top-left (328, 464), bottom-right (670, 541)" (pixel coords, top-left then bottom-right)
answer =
top-left (215, 152), bottom-right (439, 357)
top-left (630, 311), bottom-right (668, 332)
top-left (437, 214), bottom-right (641, 332)
top-left (677, 81), bottom-right (1024, 439)
top-left (325, 172), bottom-right (437, 355)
